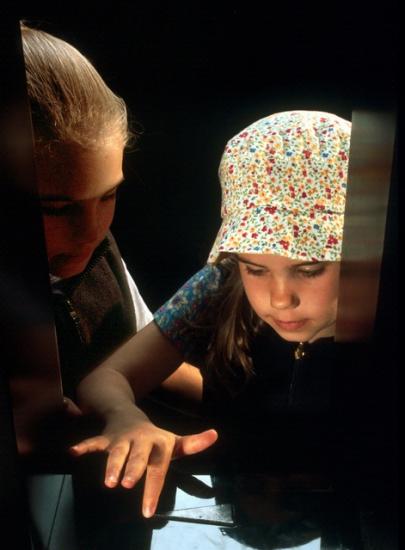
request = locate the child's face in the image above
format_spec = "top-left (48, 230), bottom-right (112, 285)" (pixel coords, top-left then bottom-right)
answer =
top-left (238, 253), bottom-right (340, 343)
top-left (36, 141), bottom-right (124, 278)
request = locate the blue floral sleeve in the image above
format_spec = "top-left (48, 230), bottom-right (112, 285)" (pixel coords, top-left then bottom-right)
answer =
top-left (153, 264), bottom-right (225, 364)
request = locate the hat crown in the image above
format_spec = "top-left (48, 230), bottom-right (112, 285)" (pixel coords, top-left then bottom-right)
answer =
top-left (208, 110), bottom-right (351, 263)
top-left (219, 111), bottom-right (351, 218)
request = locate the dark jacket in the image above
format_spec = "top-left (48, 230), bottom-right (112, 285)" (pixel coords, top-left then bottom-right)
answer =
top-left (52, 232), bottom-right (136, 399)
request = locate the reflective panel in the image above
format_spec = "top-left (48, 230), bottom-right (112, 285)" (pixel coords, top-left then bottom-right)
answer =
top-left (336, 110), bottom-right (396, 342)
top-left (1, 21), bottom-right (65, 463)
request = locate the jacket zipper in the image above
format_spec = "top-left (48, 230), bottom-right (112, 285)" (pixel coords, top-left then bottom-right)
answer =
top-left (63, 297), bottom-right (86, 344)
top-left (288, 342), bottom-right (306, 406)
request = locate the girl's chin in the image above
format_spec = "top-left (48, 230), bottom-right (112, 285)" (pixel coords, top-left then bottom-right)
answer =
top-left (267, 319), bottom-right (310, 341)
top-left (49, 255), bottom-right (89, 279)
top-left (268, 320), bottom-right (336, 343)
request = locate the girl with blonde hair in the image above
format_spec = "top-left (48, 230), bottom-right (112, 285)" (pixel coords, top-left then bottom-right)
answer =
top-left (21, 23), bottom-right (153, 397)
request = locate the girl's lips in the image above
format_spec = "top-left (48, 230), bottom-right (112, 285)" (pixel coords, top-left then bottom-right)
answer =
top-left (273, 319), bottom-right (308, 331)
top-left (65, 249), bottom-right (95, 263)
top-left (68, 253), bottom-right (91, 263)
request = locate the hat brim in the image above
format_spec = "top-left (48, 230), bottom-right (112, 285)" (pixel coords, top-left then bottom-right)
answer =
top-left (207, 205), bottom-right (343, 263)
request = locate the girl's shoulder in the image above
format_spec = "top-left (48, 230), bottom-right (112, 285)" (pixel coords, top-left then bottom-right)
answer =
top-left (177, 261), bottom-right (228, 297)
top-left (154, 262), bottom-right (228, 322)
top-left (153, 262), bottom-right (229, 362)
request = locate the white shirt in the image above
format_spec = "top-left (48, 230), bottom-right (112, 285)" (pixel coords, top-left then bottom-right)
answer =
top-left (121, 259), bottom-right (153, 331)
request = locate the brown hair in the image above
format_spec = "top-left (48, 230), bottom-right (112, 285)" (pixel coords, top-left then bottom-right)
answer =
top-left (193, 255), bottom-right (265, 394)
top-left (20, 22), bottom-right (133, 151)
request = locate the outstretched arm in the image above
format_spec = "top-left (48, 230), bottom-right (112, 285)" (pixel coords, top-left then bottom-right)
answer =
top-left (71, 321), bottom-right (217, 517)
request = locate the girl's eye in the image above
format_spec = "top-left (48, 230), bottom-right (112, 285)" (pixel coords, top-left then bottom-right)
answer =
top-left (297, 267), bottom-right (325, 279)
top-left (246, 266), bottom-right (267, 277)
top-left (40, 192), bottom-right (117, 217)
top-left (40, 204), bottom-right (76, 217)
top-left (101, 190), bottom-right (118, 202)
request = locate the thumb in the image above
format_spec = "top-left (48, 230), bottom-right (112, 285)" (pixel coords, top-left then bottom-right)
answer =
top-left (173, 429), bottom-right (218, 459)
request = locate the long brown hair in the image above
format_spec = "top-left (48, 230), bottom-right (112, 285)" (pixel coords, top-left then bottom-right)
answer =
top-left (193, 255), bottom-right (265, 393)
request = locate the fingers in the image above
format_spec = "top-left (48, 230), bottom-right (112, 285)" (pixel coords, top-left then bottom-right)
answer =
top-left (104, 439), bottom-right (133, 487)
top-left (70, 427), bottom-right (219, 520)
top-left (108, 440), bottom-right (153, 489)
top-left (69, 435), bottom-right (111, 456)
top-left (142, 442), bottom-right (174, 518)
top-left (173, 429), bottom-right (218, 458)
top-left (141, 430), bottom-right (219, 517)
top-left (103, 432), bottom-right (176, 517)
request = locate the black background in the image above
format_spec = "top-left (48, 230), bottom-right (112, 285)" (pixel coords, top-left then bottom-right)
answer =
top-left (19, 5), bottom-right (398, 310)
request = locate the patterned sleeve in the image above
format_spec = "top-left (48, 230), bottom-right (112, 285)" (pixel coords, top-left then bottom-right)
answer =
top-left (153, 264), bottom-right (224, 363)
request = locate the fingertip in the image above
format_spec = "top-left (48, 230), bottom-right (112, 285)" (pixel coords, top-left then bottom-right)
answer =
top-left (121, 476), bottom-right (135, 488)
top-left (69, 445), bottom-right (82, 456)
top-left (105, 476), bottom-right (118, 488)
top-left (142, 503), bottom-right (155, 518)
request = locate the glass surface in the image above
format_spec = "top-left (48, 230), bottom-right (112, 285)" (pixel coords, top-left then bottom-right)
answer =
top-left (73, 446), bottom-right (369, 550)
top-left (150, 474), bottom-right (324, 550)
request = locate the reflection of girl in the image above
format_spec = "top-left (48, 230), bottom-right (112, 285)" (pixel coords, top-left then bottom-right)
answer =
top-left (211, 473), bottom-right (330, 550)
top-left (72, 111), bottom-right (351, 518)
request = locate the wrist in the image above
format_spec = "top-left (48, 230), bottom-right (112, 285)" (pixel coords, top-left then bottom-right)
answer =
top-left (104, 402), bottom-right (150, 423)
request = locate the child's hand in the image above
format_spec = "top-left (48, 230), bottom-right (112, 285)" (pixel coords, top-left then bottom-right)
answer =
top-left (69, 410), bottom-right (218, 518)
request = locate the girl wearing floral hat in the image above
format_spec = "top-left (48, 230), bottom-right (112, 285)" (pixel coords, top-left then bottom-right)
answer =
top-left (71, 110), bottom-right (351, 518)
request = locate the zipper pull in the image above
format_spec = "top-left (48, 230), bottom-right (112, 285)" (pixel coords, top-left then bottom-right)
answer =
top-left (294, 342), bottom-right (306, 360)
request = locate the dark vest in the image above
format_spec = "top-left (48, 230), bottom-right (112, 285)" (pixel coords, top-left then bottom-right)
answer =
top-left (52, 232), bottom-right (137, 399)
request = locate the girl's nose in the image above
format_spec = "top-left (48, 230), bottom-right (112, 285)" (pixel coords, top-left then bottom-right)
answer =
top-left (269, 279), bottom-right (299, 310)
top-left (74, 202), bottom-right (101, 244)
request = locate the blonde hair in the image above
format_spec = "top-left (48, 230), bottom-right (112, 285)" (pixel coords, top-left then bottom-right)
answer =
top-left (20, 23), bottom-right (132, 150)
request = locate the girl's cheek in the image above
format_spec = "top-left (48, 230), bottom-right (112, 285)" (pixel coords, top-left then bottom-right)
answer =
top-left (242, 280), bottom-right (267, 313)
top-left (99, 200), bottom-right (116, 230)
top-left (41, 217), bottom-right (71, 257)
top-left (41, 217), bottom-right (59, 250)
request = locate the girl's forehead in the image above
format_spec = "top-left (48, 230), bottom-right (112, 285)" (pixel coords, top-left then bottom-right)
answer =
top-left (36, 142), bottom-right (124, 200)
top-left (237, 253), bottom-right (326, 267)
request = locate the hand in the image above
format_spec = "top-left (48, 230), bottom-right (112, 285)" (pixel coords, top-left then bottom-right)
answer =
top-left (69, 411), bottom-right (218, 518)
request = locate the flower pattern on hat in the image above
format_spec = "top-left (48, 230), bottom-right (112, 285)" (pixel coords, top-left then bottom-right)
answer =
top-left (208, 111), bottom-right (351, 263)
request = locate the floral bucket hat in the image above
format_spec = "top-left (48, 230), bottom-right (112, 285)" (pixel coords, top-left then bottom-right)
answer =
top-left (208, 110), bottom-right (351, 263)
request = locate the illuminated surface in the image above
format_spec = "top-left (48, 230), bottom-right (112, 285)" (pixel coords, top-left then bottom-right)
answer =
top-left (151, 475), bottom-right (323, 549)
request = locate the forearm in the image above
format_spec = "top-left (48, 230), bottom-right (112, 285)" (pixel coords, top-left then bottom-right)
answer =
top-left (76, 367), bottom-right (140, 419)
top-left (75, 321), bottom-right (184, 420)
